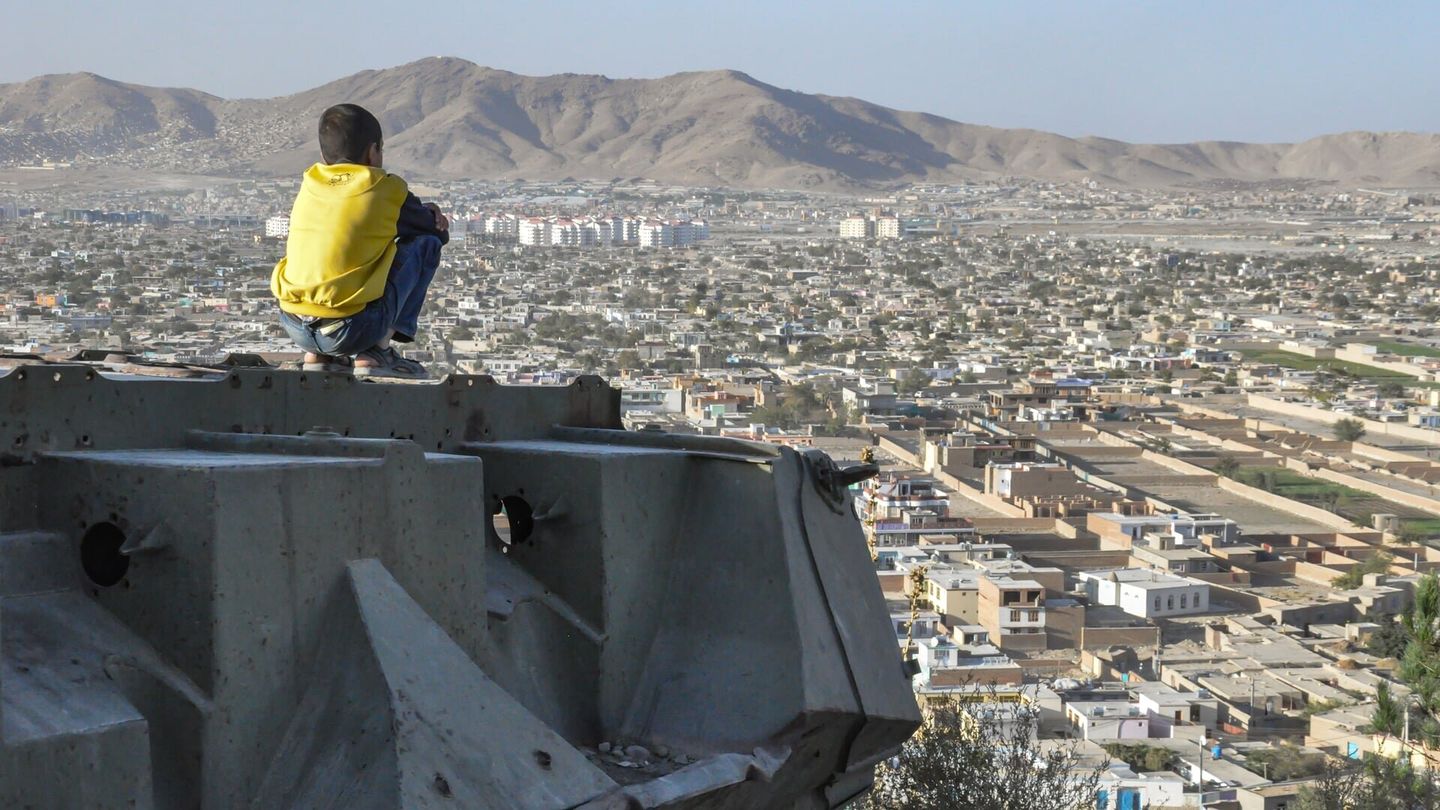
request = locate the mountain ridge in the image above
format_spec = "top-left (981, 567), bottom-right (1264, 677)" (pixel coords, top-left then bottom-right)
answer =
top-left (2, 56), bottom-right (1437, 190)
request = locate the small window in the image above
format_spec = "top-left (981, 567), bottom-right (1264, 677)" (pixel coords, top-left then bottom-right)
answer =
top-left (1167, 595), bottom-right (1175, 610)
top-left (1154, 597), bottom-right (1161, 610)
top-left (1181, 594), bottom-right (1188, 609)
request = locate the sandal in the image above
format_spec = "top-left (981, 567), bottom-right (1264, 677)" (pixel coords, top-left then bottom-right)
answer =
top-left (353, 345), bottom-right (429, 379)
top-left (302, 353), bottom-right (354, 373)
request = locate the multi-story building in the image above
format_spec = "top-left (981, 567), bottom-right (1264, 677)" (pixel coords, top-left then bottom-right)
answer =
top-left (549, 219), bottom-right (580, 247)
top-left (876, 215), bottom-right (901, 240)
top-left (978, 576), bottom-right (1047, 651)
top-left (840, 216), bottom-right (873, 240)
top-left (856, 473), bottom-right (952, 521)
top-left (923, 567), bottom-right (981, 626)
top-left (868, 511), bottom-right (975, 548)
top-left (518, 218), bottom-right (550, 246)
top-left (483, 214), bottom-right (520, 241)
top-left (264, 215), bottom-right (290, 239)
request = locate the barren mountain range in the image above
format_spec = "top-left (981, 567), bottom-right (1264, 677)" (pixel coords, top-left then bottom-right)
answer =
top-left (1, 56), bottom-right (1437, 190)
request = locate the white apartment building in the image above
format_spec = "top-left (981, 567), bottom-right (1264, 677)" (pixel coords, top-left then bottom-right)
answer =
top-left (518, 218), bottom-right (550, 246)
top-left (483, 214), bottom-right (520, 240)
top-left (264, 215), bottom-right (290, 239)
top-left (840, 216), bottom-right (873, 240)
top-left (500, 214), bottom-right (701, 248)
top-left (638, 221), bottom-right (674, 248)
top-left (1079, 569), bottom-right (1209, 619)
top-left (550, 220), bottom-right (581, 247)
top-left (876, 216), bottom-right (901, 239)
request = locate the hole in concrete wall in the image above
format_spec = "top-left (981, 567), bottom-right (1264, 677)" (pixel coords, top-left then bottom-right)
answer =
top-left (81, 522), bottom-right (129, 587)
top-left (503, 496), bottom-right (534, 544)
top-left (490, 496), bottom-right (535, 553)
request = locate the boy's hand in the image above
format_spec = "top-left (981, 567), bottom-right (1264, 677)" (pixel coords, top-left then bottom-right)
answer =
top-left (424, 203), bottom-right (449, 232)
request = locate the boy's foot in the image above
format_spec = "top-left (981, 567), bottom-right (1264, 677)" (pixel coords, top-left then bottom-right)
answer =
top-left (354, 346), bottom-right (429, 379)
top-left (302, 353), bottom-right (354, 373)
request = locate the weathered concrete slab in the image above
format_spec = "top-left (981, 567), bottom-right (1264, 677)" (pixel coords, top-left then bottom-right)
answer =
top-left (255, 559), bottom-right (616, 809)
top-left (0, 367), bottom-right (917, 808)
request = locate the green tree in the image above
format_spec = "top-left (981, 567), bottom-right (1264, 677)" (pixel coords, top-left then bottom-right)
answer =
top-left (1214, 456), bottom-right (1242, 479)
top-left (1244, 743), bottom-right (1329, 780)
top-left (1367, 619), bottom-right (1409, 660)
top-left (897, 368), bottom-right (932, 396)
top-left (1101, 743), bottom-right (1174, 773)
top-left (615, 350), bottom-right (643, 370)
top-left (1333, 552), bottom-right (1392, 589)
top-left (1297, 754), bottom-right (1440, 809)
top-left (1334, 418), bottom-right (1367, 442)
top-left (867, 693), bottom-right (1104, 810)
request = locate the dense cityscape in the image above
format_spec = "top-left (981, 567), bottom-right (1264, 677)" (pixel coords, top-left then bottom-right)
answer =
top-left (6, 170), bottom-right (1440, 804)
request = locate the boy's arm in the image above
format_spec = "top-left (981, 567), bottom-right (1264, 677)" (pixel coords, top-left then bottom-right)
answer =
top-left (397, 192), bottom-right (450, 245)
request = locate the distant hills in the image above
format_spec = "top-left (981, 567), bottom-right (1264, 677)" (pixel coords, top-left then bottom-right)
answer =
top-left (1, 57), bottom-right (1438, 190)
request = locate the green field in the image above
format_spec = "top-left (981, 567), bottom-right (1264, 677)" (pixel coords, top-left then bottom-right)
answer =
top-left (1239, 350), bottom-right (1413, 380)
top-left (1373, 341), bottom-right (1440, 359)
top-left (1234, 467), bottom-right (1368, 500)
top-left (1401, 518), bottom-right (1440, 537)
top-left (1232, 466), bottom-right (1440, 539)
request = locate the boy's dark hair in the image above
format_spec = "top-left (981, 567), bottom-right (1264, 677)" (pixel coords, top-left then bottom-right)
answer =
top-left (318, 104), bottom-right (383, 164)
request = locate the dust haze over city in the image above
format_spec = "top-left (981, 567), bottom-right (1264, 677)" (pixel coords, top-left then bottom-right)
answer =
top-left (5, 2), bottom-right (1440, 808)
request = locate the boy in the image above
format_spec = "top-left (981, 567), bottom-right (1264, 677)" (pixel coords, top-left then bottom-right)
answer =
top-left (271, 103), bottom-right (449, 378)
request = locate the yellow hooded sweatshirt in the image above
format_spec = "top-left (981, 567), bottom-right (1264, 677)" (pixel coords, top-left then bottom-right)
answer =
top-left (271, 163), bottom-right (410, 318)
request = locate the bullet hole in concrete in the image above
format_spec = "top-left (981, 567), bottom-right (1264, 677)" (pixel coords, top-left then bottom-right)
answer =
top-left (503, 496), bottom-right (534, 544)
top-left (81, 522), bottom-right (129, 587)
top-left (491, 495), bottom-right (535, 553)
top-left (533, 749), bottom-right (552, 769)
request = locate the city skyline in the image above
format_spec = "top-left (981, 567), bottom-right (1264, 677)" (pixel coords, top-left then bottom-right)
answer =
top-left (3, 1), bottom-right (1440, 144)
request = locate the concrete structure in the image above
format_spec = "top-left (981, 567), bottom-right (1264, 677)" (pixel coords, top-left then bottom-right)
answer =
top-left (978, 575), bottom-right (1047, 650)
top-left (1063, 701), bottom-right (1150, 741)
top-left (1080, 569), bottom-right (1210, 619)
top-left (839, 216), bottom-right (872, 240)
top-left (0, 360), bottom-right (918, 808)
top-left (1088, 511), bottom-right (1241, 550)
top-left (984, 461), bottom-right (1088, 499)
top-left (923, 567), bottom-right (981, 626)
top-left (1096, 765), bottom-right (1192, 810)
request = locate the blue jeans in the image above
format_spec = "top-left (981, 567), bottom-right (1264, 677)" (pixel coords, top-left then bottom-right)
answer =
top-left (279, 235), bottom-right (441, 356)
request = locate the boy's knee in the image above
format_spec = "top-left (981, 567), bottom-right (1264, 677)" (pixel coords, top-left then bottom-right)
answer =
top-left (401, 234), bottom-right (442, 265)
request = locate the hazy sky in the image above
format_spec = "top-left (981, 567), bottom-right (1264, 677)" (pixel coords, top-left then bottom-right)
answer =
top-left (3, 1), bottom-right (1436, 144)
